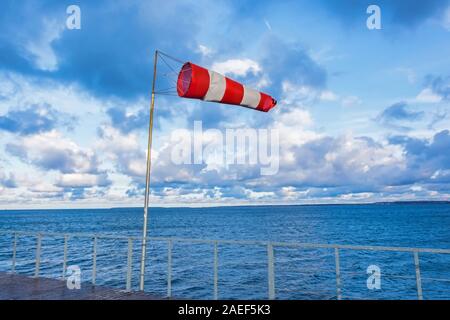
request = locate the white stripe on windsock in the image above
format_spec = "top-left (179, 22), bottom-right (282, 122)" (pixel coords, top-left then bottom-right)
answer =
top-left (241, 86), bottom-right (261, 109)
top-left (203, 71), bottom-right (226, 102)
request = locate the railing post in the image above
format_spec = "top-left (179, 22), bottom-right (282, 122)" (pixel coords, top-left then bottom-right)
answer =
top-left (334, 247), bottom-right (342, 300)
top-left (167, 240), bottom-right (172, 297)
top-left (213, 241), bottom-right (218, 300)
top-left (34, 233), bottom-right (42, 278)
top-left (62, 234), bottom-right (68, 279)
top-left (126, 238), bottom-right (133, 292)
top-left (12, 232), bottom-right (17, 273)
top-left (414, 251), bottom-right (423, 300)
top-left (92, 236), bottom-right (97, 285)
top-left (267, 243), bottom-right (275, 300)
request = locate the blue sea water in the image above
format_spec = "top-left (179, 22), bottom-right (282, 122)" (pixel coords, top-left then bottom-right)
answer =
top-left (0, 203), bottom-right (449, 300)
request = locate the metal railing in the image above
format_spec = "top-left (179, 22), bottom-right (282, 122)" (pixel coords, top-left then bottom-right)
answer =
top-left (1, 230), bottom-right (450, 299)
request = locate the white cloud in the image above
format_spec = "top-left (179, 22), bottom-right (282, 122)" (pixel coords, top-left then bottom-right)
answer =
top-left (57, 173), bottom-right (110, 188)
top-left (280, 186), bottom-right (309, 200)
top-left (280, 82), bottom-right (359, 108)
top-left (245, 189), bottom-right (275, 200)
top-left (96, 126), bottom-right (146, 179)
top-left (276, 108), bottom-right (314, 128)
top-left (443, 6), bottom-right (450, 31)
top-left (264, 18), bottom-right (272, 31)
top-left (211, 59), bottom-right (262, 77)
top-left (97, 126), bottom-right (141, 155)
top-left (25, 19), bottom-right (65, 72)
top-left (393, 67), bottom-right (417, 84)
top-left (255, 74), bottom-right (271, 89)
top-left (0, 169), bottom-right (16, 188)
top-left (320, 90), bottom-right (339, 101)
top-left (339, 192), bottom-right (374, 201)
top-left (29, 182), bottom-right (63, 193)
top-left (196, 44), bottom-right (214, 57)
top-left (0, 71), bottom-right (110, 119)
top-left (415, 88), bottom-right (442, 103)
top-left (281, 82), bottom-right (318, 106)
top-left (7, 130), bottom-right (100, 174)
top-left (341, 95), bottom-right (362, 107)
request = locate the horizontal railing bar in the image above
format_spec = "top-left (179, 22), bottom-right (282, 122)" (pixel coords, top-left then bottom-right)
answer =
top-left (338, 273), bottom-right (450, 284)
top-left (339, 296), bottom-right (379, 300)
top-left (414, 289), bottom-right (450, 294)
top-left (1, 230), bottom-right (450, 254)
top-left (270, 242), bottom-right (450, 254)
top-left (339, 271), bottom-right (417, 280)
top-left (421, 277), bottom-right (450, 283)
top-left (276, 269), bottom-right (336, 275)
top-left (276, 288), bottom-right (335, 295)
top-left (0, 231), bottom-right (134, 241)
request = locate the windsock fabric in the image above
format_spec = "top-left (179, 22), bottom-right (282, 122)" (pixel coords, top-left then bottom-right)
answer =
top-left (177, 62), bottom-right (277, 112)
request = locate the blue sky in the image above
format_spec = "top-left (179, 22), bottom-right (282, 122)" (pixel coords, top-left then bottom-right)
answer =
top-left (0, 0), bottom-right (449, 208)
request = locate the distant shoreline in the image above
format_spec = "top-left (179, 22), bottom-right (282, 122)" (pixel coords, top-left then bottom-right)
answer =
top-left (0, 200), bottom-right (449, 212)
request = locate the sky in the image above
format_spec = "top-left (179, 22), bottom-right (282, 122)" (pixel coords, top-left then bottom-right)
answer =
top-left (0, 0), bottom-right (450, 208)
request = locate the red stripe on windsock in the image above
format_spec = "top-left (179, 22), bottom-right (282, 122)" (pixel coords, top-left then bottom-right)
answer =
top-left (256, 92), bottom-right (277, 112)
top-left (177, 62), bottom-right (210, 99)
top-left (221, 77), bottom-right (244, 105)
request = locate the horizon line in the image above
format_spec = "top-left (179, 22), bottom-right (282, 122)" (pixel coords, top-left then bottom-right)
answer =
top-left (0, 199), bottom-right (449, 211)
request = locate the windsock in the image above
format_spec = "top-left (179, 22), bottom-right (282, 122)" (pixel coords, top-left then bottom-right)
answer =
top-left (177, 62), bottom-right (277, 112)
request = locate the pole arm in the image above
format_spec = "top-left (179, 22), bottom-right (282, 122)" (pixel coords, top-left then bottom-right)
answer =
top-left (139, 50), bottom-right (158, 291)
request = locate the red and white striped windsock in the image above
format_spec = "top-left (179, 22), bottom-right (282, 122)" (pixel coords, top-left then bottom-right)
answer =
top-left (177, 62), bottom-right (277, 112)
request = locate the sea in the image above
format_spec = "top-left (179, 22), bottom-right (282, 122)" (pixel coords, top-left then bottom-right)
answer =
top-left (0, 203), bottom-right (449, 300)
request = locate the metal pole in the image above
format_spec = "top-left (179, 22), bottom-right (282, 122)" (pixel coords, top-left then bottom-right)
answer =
top-left (34, 233), bottom-right (42, 278)
top-left (414, 251), bottom-right (423, 300)
top-left (12, 232), bottom-right (17, 273)
top-left (267, 243), bottom-right (275, 300)
top-left (213, 241), bottom-right (218, 300)
top-left (334, 247), bottom-right (342, 300)
top-left (140, 50), bottom-right (158, 291)
top-left (92, 236), bottom-right (97, 285)
top-left (167, 240), bottom-right (172, 297)
top-left (62, 234), bottom-right (68, 279)
top-left (126, 238), bottom-right (133, 292)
